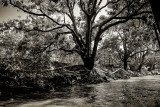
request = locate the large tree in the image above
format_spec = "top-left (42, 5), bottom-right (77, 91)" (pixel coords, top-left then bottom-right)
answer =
top-left (1, 0), bottom-right (151, 70)
top-left (101, 20), bottom-right (156, 71)
top-left (117, 21), bottom-right (155, 71)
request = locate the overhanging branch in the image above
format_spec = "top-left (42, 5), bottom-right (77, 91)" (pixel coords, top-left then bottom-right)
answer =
top-left (9, 0), bottom-right (44, 16)
top-left (15, 25), bottom-right (65, 33)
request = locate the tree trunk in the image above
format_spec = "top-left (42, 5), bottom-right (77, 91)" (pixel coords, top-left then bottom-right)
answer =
top-left (123, 57), bottom-right (128, 70)
top-left (153, 24), bottom-right (160, 48)
top-left (82, 57), bottom-right (94, 70)
top-left (138, 63), bottom-right (143, 72)
top-left (149, 1), bottom-right (160, 48)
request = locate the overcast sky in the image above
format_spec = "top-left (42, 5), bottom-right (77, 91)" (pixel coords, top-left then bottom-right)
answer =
top-left (0, 1), bottom-right (107, 23)
top-left (0, 3), bottom-right (27, 23)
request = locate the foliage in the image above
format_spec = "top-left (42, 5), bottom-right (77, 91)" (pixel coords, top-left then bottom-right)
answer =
top-left (0, 0), bottom-right (152, 70)
top-left (100, 20), bottom-right (156, 71)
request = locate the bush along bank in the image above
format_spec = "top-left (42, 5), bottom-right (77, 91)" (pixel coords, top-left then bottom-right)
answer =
top-left (0, 65), bottom-right (159, 96)
top-left (0, 65), bottom-right (110, 95)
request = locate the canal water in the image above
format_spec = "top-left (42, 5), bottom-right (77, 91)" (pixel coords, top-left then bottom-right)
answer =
top-left (0, 75), bottom-right (160, 107)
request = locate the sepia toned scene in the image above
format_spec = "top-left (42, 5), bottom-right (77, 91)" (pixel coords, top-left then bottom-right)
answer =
top-left (0, 0), bottom-right (160, 107)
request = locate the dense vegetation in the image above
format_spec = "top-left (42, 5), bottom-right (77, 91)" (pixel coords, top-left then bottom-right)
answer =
top-left (0, 0), bottom-right (160, 95)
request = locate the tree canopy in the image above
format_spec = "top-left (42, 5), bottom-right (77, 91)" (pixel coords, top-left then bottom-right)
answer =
top-left (0, 0), bottom-right (153, 70)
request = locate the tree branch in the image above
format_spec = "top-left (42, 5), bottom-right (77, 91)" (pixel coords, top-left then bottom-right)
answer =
top-left (129, 49), bottom-right (149, 57)
top-left (15, 25), bottom-right (65, 33)
top-left (39, 8), bottom-right (63, 25)
top-left (79, 0), bottom-right (88, 15)
top-left (93, 0), bottom-right (136, 29)
top-left (31, 32), bottom-right (72, 54)
top-left (65, 0), bottom-right (85, 49)
top-left (102, 19), bottom-right (129, 32)
top-left (101, 5), bottom-right (151, 33)
top-left (9, 0), bottom-right (44, 16)
top-left (59, 47), bottom-right (78, 53)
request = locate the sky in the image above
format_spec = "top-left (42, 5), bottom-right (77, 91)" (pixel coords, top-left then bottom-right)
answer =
top-left (0, 3), bottom-right (27, 23)
top-left (0, 1), bottom-right (107, 23)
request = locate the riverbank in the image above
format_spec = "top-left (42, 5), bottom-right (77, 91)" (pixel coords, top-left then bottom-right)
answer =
top-left (0, 65), bottom-right (159, 98)
top-left (1, 75), bottom-right (160, 107)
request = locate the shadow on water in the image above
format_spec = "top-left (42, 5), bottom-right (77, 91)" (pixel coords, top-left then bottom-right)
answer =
top-left (1, 75), bottom-right (160, 107)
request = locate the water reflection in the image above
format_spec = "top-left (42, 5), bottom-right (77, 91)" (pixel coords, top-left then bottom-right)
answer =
top-left (1, 75), bottom-right (160, 107)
